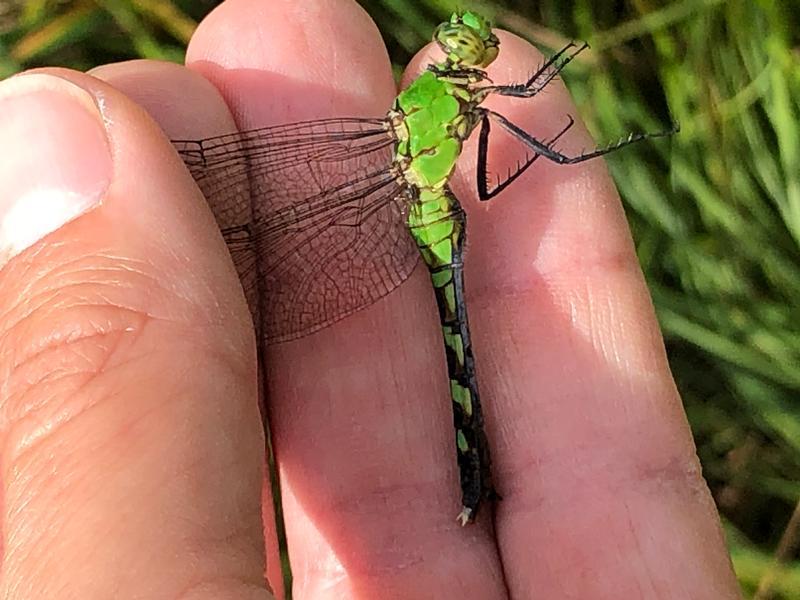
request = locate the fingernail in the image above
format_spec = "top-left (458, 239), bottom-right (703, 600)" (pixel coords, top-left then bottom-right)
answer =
top-left (0, 73), bottom-right (112, 267)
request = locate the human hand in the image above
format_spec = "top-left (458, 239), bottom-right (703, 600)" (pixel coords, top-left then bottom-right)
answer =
top-left (0, 0), bottom-right (741, 598)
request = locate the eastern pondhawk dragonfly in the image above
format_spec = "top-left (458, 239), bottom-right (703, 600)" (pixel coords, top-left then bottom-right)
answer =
top-left (173, 11), bottom-right (675, 525)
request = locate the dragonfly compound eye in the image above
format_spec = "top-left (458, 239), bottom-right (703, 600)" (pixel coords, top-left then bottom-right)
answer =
top-left (434, 16), bottom-right (500, 68)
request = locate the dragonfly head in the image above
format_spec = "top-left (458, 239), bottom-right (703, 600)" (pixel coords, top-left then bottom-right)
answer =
top-left (434, 11), bottom-right (499, 69)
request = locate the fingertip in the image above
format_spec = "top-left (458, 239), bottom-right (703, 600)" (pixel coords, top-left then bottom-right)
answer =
top-left (90, 59), bottom-right (237, 139)
top-left (184, 0), bottom-right (396, 127)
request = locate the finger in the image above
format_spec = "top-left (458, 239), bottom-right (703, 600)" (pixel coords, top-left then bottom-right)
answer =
top-left (184, 0), bottom-right (506, 597)
top-left (0, 70), bottom-right (268, 598)
top-left (89, 57), bottom-right (285, 597)
top-left (405, 33), bottom-right (739, 596)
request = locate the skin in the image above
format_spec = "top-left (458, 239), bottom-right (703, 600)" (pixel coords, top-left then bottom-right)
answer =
top-left (0, 0), bottom-right (742, 598)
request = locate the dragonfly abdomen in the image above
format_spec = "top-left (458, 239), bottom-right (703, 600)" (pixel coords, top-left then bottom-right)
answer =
top-left (406, 189), bottom-right (494, 524)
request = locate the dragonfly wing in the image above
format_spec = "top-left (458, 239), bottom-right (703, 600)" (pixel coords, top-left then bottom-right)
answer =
top-left (173, 118), bottom-right (419, 343)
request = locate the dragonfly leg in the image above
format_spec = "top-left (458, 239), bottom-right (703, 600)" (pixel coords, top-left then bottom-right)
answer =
top-left (476, 111), bottom-right (575, 201)
top-left (475, 41), bottom-right (588, 103)
top-left (482, 109), bottom-right (678, 167)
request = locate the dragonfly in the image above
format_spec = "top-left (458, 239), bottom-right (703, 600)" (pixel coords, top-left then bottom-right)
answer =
top-left (173, 11), bottom-right (675, 525)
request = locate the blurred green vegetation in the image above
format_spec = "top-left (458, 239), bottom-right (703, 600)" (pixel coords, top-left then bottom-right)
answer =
top-left (2, 0), bottom-right (799, 597)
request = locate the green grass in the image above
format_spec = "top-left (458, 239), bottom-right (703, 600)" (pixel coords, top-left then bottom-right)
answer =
top-left (2, 0), bottom-right (799, 597)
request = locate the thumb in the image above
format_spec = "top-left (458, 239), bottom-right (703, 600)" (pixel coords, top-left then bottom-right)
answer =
top-left (0, 70), bottom-right (269, 599)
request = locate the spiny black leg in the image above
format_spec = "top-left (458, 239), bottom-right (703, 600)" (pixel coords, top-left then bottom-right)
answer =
top-left (477, 111), bottom-right (575, 201)
top-left (485, 110), bottom-right (678, 166)
top-left (524, 42), bottom-right (576, 85)
top-left (476, 111), bottom-right (492, 201)
top-left (487, 42), bottom-right (589, 99)
top-left (522, 42), bottom-right (585, 88)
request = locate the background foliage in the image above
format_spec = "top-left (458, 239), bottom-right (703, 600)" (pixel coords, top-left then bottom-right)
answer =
top-left (2, 0), bottom-right (799, 597)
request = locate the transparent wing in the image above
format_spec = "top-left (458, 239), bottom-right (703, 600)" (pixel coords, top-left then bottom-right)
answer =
top-left (173, 117), bottom-right (420, 343)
